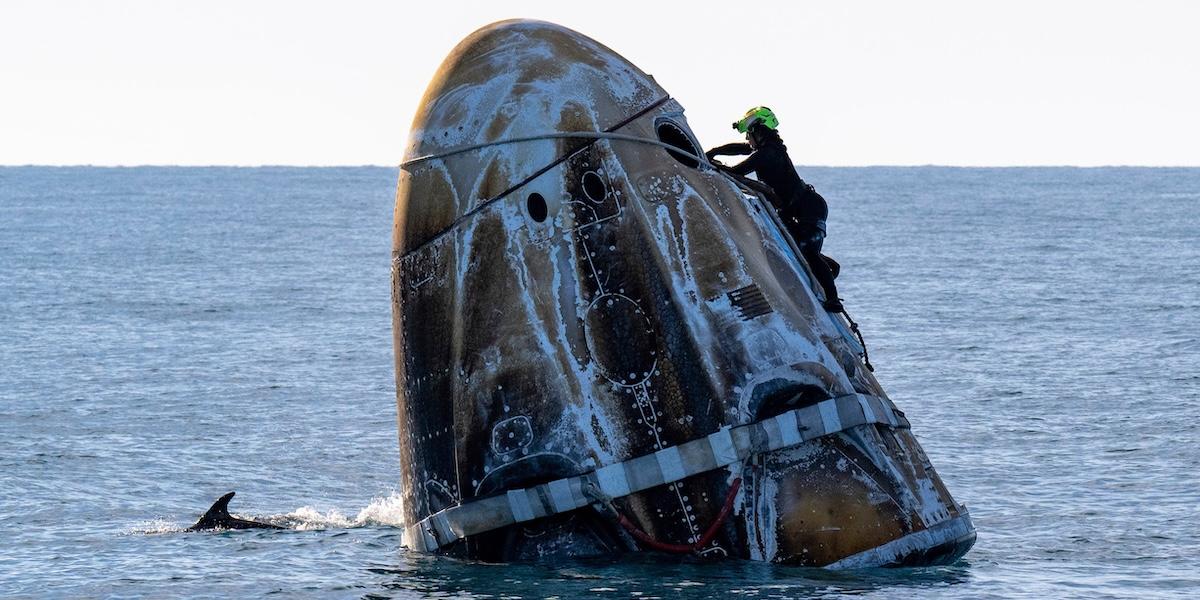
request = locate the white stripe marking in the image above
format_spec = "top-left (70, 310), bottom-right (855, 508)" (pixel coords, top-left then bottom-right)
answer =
top-left (416, 526), bottom-right (437, 552)
top-left (776, 410), bottom-right (802, 446)
top-left (507, 489), bottom-right (535, 522)
top-left (819, 400), bottom-right (843, 435)
top-left (708, 427), bottom-right (738, 466)
top-left (656, 445), bottom-right (686, 484)
top-left (596, 462), bottom-right (632, 498)
top-left (762, 416), bottom-right (784, 450)
top-left (857, 394), bottom-right (878, 424)
top-left (878, 397), bottom-right (899, 427)
top-left (433, 513), bottom-right (455, 542)
top-left (548, 478), bottom-right (575, 513)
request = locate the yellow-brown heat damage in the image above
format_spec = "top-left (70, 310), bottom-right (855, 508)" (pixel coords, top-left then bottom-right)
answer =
top-left (392, 19), bottom-right (974, 566)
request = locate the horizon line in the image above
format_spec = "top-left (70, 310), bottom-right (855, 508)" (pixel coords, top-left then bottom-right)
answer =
top-left (3, 163), bottom-right (1200, 169)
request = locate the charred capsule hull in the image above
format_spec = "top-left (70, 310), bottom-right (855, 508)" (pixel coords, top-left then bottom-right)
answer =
top-left (392, 20), bottom-right (974, 566)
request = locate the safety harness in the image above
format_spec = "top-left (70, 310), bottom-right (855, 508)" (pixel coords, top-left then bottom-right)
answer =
top-left (406, 392), bottom-right (908, 552)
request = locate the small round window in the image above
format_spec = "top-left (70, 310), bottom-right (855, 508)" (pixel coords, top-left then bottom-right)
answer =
top-left (526, 192), bottom-right (548, 222)
top-left (655, 120), bottom-right (701, 169)
top-left (581, 171), bottom-right (607, 203)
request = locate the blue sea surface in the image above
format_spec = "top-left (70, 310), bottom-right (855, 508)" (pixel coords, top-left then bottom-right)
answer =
top-left (1, 166), bottom-right (1197, 598)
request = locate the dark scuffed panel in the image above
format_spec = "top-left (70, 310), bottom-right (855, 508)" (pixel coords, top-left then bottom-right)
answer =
top-left (561, 144), bottom-right (737, 548)
top-left (394, 163), bottom-right (461, 255)
top-left (451, 209), bottom-right (588, 505)
top-left (394, 235), bottom-right (461, 524)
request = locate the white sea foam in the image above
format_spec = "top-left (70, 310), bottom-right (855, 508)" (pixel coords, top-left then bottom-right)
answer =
top-left (127, 518), bottom-right (180, 535)
top-left (275, 490), bottom-right (407, 531)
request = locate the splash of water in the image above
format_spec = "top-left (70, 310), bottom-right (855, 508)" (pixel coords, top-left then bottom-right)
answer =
top-left (280, 490), bottom-right (407, 531)
top-left (131, 518), bottom-right (179, 535)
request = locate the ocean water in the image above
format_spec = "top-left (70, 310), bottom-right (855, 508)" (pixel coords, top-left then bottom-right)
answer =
top-left (1, 166), bottom-right (1197, 598)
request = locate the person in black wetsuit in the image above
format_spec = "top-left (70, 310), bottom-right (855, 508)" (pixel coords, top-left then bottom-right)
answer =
top-left (706, 106), bottom-right (844, 313)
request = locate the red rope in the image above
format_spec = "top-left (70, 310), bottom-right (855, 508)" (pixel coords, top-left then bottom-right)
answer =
top-left (614, 478), bottom-right (742, 554)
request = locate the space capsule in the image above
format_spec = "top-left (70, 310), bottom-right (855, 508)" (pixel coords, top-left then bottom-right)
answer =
top-left (391, 19), bottom-right (974, 566)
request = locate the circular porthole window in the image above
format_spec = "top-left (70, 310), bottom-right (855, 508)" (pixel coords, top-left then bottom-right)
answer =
top-left (581, 171), bottom-right (607, 203)
top-left (526, 192), bottom-right (548, 222)
top-left (655, 120), bottom-right (701, 169)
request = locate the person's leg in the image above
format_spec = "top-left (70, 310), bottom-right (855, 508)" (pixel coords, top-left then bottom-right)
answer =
top-left (797, 233), bottom-right (842, 311)
top-left (780, 214), bottom-right (843, 312)
top-left (821, 254), bottom-right (840, 280)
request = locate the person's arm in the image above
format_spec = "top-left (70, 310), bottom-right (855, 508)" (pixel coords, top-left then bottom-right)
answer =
top-left (728, 151), bottom-right (761, 176)
top-left (705, 142), bottom-right (752, 160)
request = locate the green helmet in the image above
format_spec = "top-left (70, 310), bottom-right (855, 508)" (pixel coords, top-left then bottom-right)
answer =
top-left (732, 106), bottom-right (779, 134)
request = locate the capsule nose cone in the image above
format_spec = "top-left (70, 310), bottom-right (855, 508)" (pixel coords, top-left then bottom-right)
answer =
top-left (405, 19), bottom-right (664, 158)
top-left (396, 20), bottom-right (669, 255)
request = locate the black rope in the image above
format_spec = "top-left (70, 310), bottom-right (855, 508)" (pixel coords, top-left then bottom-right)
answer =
top-left (484, 95), bottom-right (673, 205)
top-left (840, 308), bottom-right (875, 372)
top-left (397, 95), bottom-right (673, 259)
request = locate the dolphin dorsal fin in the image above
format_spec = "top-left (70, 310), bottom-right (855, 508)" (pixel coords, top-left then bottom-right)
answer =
top-left (208, 491), bottom-right (236, 516)
top-left (188, 491), bottom-right (283, 531)
top-left (189, 491), bottom-right (236, 530)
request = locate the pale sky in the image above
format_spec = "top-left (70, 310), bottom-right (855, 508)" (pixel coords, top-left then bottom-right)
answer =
top-left (3, 0), bottom-right (1198, 166)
